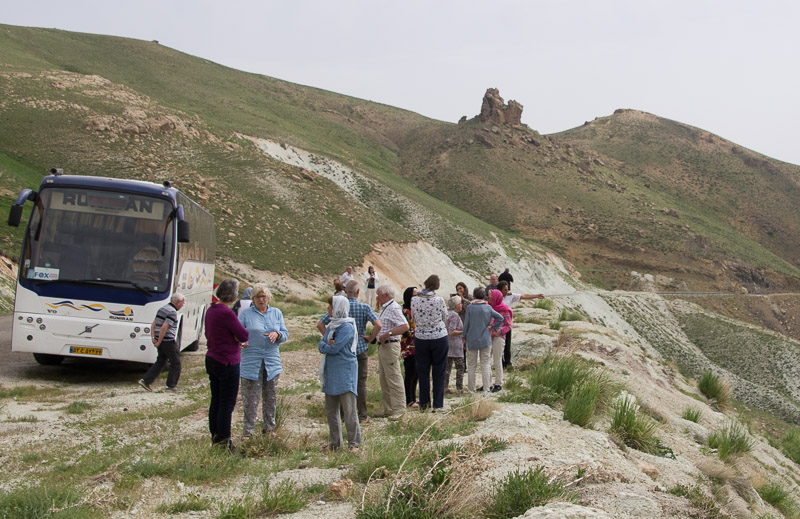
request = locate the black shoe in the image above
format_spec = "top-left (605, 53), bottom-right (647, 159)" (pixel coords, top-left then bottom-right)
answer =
top-left (491, 385), bottom-right (502, 393)
top-left (476, 386), bottom-right (484, 392)
top-left (138, 379), bottom-right (152, 392)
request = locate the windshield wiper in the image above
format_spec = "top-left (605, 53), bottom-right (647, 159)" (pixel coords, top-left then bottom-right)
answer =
top-left (35, 278), bottom-right (153, 296)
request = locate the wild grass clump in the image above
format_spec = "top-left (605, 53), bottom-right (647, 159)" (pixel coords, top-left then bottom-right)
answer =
top-left (697, 370), bottom-right (731, 408)
top-left (778, 427), bottom-right (800, 464)
top-left (281, 334), bottom-right (321, 352)
top-left (668, 485), bottom-right (726, 518)
top-left (756, 481), bottom-right (796, 515)
top-left (67, 401), bottom-right (92, 414)
top-left (125, 439), bottom-right (243, 483)
top-left (485, 466), bottom-right (574, 519)
top-left (558, 308), bottom-right (583, 322)
top-left (707, 421), bottom-right (753, 461)
top-left (156, 495), bottom-right (212, 514)
top-left (357, 437), bottom-right (487, 519)
top-left (533, 298), bottom-right (553, 310)
top-left (260, 480), bottom-right (307, 515)
top-left (0, 484), bottom-right (100, 519)
top-left (682, 407), bottom-right (702, 423)
top-left (609, 396), bottom-right (660, 454)
top-left (277, 294), bottom-right (324, 316)
top-left (549, 321), bottom-right (562, 330)
top-left (501, 355), bottom-right (618, 427)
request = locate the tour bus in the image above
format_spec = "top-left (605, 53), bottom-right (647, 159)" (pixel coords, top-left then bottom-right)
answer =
top-left (8, 170), bottom-right (215, 365)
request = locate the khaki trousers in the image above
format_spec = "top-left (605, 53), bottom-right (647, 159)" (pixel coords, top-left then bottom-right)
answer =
top-left (466, 347), bottom-right (492, 394)
top-left (378, 340), bottom-right (406, 417)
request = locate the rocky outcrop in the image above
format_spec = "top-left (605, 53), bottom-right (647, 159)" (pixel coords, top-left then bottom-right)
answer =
top-left (479, 88), bottom-right (523, 126)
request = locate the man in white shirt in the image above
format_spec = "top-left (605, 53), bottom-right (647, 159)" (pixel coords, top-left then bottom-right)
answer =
top-left (375, 284), bottom-right (410, 419)
top-left (497, 280), bottom-right (544, 369)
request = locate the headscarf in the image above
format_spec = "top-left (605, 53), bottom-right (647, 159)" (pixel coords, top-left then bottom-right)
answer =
top-left (327, 295), bottom-right (357, 354)
top-left (241, 287), bottom-right (253, 300)
top-left (402, 286), bottom-right (417, 310)
top-left (489, 289), bottom-right (512, 318)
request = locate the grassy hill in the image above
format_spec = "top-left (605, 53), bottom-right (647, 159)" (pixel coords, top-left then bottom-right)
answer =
top-left (2, 23), bottom-right (800, 295)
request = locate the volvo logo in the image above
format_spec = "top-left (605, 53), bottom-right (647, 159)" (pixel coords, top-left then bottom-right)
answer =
top-left (79, 324), bottom-right (99, 336)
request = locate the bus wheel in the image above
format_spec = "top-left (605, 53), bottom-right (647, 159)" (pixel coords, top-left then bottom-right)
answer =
top-left (33, 353), bottom-right (65, 365)
top-left (184, 340), bottom-right (200, 352)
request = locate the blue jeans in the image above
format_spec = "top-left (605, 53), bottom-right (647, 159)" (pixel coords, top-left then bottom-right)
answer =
top-left (206, 356), bottom-right (240, 444)
top-left (414, 336), bottom-right (449, 410)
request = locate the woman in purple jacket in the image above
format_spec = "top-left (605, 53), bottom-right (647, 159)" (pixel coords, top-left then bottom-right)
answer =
top-left (205, 278), bottom-right (249, 452)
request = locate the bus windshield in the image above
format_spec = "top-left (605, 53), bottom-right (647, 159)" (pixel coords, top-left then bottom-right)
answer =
top-left (20, 187), bottom-right (176, 293)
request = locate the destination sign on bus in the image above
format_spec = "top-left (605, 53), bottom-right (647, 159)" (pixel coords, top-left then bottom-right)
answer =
top-left (49, 191), bottom-right (165, 220)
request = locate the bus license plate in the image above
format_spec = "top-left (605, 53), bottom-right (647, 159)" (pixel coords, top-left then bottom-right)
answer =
top-left (70, 346), bottom-right (103, 356)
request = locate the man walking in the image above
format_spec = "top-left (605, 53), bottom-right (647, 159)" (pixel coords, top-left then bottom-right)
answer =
top-left (139, 293), bottom-right (185, 391)
top-left (497, 281), bottom-right (544, 369)
top-left (375, 284), bottom-right (409, 419)
top-left (318, 280), bottom-right (381, 422)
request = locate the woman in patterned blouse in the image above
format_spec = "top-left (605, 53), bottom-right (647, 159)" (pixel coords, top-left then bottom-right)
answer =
top-left (410, 275), bottom-right (449, 411)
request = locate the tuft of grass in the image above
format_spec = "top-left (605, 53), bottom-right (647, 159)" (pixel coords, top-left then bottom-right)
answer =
top-left (485, 466), bottom-right (574, 519)
top-left (125, 439), bottom-right (244, 483)
top-left (260, 479), bottom-right (306, 515)
top-left (0, 484), bottom-right (102, 519)
top-left (533, 298), bottom-right (553, 310)
top-left (682, 407), bottom-right (703, 423)
top-left (609, 396), bottom-right (660, 454)
top-left (562, 373), bottom-right (616, 428)
top-left (549, 321), bottom-right (562, 330)
top-left (756, 481), bottom-right (796, 516)
top-left (668, 485), bottom-right (726, 519)
top-left (67, 401), bottom-right (93, 414)
top-left (156, 495), bottom-right (213, 514)
top-left (558, 308), bottom-right (583, 322)
top-left (778, 428), bottom-right (800, 464)
top-left (697, 370), bottom-right (731, 408)
top-left (707, 421), bottom-right (753, 461)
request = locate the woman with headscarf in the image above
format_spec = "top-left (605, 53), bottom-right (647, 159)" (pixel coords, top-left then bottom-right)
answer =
top-left (205, 278), bottom-right (249, 453)
top-left (318, 295), bottom-right (361, 452)
top-left (488, 288), bottom-right (513, 393)
top-left (410, 275), bottom-right (449, 411)
top-left (401, 286), bottom-right (418, 408)
top-left (238, 284), bottom-right (288, 440)
top-left (232, 286), bottom-right (253, 316)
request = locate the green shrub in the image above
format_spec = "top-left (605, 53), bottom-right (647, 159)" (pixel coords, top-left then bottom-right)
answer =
top-left (682, 407), bottom-right (702, 423)
top-left (125, 439), bottom-right (243, 483)
top-left (697, 370), bottom-right (730, 408)
top-left (609, 396), bottom-right (660, 454)
top-left (708, 421), bottom-right (753, 460)
top-left (779, 428), bottom-right (800, 464)
top-left (549, 321), bottom-right (562, 330)
top-left (533, 298), bottom-right (553, 310)
top-left (485, 466), bottom-right (573, 519)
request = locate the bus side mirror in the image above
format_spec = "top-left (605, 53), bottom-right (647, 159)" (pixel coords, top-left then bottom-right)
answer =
top-left (8, 205), bottom-right (23, 227)
top-left (177, 220), bottom-right (190, 243)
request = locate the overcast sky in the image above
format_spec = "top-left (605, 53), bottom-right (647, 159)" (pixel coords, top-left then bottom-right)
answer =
top-left (4, 1), bottom-right (800, 165)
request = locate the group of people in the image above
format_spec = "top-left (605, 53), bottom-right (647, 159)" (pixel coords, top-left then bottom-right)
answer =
top-left (139, 267), bottom-right (541, 454)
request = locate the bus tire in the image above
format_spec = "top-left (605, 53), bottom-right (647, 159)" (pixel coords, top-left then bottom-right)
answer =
top-left (33, 353), bottom-right (65, 365)
top-left (184, 340), bottom-right (199, 352)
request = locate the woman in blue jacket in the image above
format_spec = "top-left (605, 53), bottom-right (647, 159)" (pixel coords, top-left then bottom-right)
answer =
top-left (238, 283), bottom-right (288, 439)
top-left (463, 286), bottom-right (503, 395)
top-left (318, 295), bottom-right (362, 452)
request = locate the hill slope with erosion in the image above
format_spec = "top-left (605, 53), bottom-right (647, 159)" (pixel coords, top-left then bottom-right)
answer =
top-left (1, 24), bottom-right (800, 517)
top-left (398, 101), bottom-right (800, 293)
